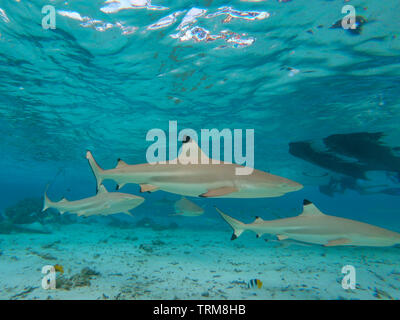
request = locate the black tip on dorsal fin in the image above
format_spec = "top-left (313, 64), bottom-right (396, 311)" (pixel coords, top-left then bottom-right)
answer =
top-left (117, 158), bottom-right (121, 162)
top-left (231, 234), bottom-right (237, 241)
top-left (116, 185), bottom-right (120, 191)
top-left (255, 216), bottom-right (260, 219)
top-left (256, 234), bottom-right (260, 238)
top-left (303, 199), bottom-right (312, 206)
top-left (182, 135), bottom-right (191, 144)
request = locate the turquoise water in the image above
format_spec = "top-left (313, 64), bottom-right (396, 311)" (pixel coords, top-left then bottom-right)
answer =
top-left (1, 0), bottom-right (400, 300)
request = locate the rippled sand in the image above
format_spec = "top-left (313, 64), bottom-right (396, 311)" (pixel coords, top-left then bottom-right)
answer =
top-left (1, 222), bottom-right (399, 300)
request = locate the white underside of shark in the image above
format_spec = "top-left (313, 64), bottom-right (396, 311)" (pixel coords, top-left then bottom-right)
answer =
top-left (217, 200), bottom-right (400, 247)
top-left (43, 185), bottom-right (144, 217)
top-left (86, 139), bottom-right (303, 198)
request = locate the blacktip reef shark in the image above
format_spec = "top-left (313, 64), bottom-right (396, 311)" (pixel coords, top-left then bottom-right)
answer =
top-left (171, 197), bottom-right (204, 217)
top-left (43, 185), bottom-right (144, 217)
top-left (216, 200), bottom-right (400, 247)
top-left (86, 138), bottom-right (303, 198)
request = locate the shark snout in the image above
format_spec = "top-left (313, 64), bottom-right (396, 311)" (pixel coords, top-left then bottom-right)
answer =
top-left (283, 180), bottom-right (303, 191)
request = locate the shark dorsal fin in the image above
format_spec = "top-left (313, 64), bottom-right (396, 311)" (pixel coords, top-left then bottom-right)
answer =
top-left (98, 184), bottom-right (108, 194)
top-left (254, 216), bottom-right (264, 223)
top-left (116, 158), bottom-right (128, 168)
top-left (60, 197), bottom-right (68, 203)
top-left (177, 136), bottom-right (210, 165)
top-left (300, 199), bottom-right (325, 217)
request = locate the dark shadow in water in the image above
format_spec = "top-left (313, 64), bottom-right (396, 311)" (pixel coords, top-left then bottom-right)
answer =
top-left (290, 132), bottom-right (400, 180)
top-left (324, 132), bottom-right (400, 173)
top-left (290, 132), bottom-right (400, 196)
top-left (289, 141), bottom-right (368, 180)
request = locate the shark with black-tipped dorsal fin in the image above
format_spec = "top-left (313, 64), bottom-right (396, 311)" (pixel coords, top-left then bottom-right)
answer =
top-left (216, 200), bottom-right (400, 247)
top-left (42, 185), bottom-right (144, 217)
top-left (85, 138), bottom-right (302, 198)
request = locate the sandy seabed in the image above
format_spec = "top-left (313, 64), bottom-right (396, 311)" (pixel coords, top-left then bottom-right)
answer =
top-left (0, 222), bottom-right (399, 300)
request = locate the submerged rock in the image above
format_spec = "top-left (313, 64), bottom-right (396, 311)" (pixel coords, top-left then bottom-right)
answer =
top-left (0, 220), bottom-right (51, 235)
top-left (81, 267), bottom-right (101, 277)
top-left (139, 244), bottom-right (153, 253)
top-left (152, 239), bottom-right (166, 246)
top-left (5, 198), bottom-right (45, 224)
top-left (14, 222), bottom-right (51, 234)
top-left (4, 197), bottom-right (74, 227)
top-left (56, 267), bottom-right (101, 290)
top-left (0, 221), bottom-right (13, 234)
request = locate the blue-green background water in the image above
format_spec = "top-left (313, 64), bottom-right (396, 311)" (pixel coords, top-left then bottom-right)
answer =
top-left (0, 0), bottom-right (400, 299)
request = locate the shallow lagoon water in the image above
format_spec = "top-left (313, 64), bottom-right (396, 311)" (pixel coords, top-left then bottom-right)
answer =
top-left (0, 0), bottom-right (400, 300)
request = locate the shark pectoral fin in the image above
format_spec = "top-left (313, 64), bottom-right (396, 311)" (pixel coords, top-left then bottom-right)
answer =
top-left (116, 183), bottom-right (126, 190)
top-left (200, 186), bottom-right (239, 198)
top-left (123, 211), bottom-right (133, 217)
top-left (324, 238), bottom-right (351, 247)
top-left (277, 234), bottom-right (289, 241)
top-left (140, 184), bottom-right (159, 193)
top-left (98, 184), bottom-right (108, 194)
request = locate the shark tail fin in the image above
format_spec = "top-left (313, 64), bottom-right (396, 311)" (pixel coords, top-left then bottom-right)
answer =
top-left (86, 151), bottom-right (105, 191)
top-left (215, 207), bottom-right (246, 240)
top-left (43, 184), bottom-right (52, 212)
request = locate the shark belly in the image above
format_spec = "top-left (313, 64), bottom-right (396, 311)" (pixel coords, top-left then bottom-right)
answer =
top-left (105, 162), bottom-right (302, 198)
top-left (154, 179), bottom-right (288, 198)
top-left (282, 234), bottom-right (332, 245)
top-left (158, 183), bottom-right (208, 197)
top-left (150, 176), bottom-right (298, 198)
top-left (278, 228), bottom-right (400, 247)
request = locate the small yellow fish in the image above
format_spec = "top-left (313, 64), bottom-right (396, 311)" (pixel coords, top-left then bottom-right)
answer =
top-left (54, 264), bottom-right (64, 274)
top-left (248, 279), bottom-right (262, 289)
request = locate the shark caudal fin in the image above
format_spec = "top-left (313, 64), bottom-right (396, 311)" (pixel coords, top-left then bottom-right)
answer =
top-left (43, 184), bottom-right (52, 212)
top-left (215, 207), bottom-right (246, 240)
top-left (86, 151), bottom-right (105, 191)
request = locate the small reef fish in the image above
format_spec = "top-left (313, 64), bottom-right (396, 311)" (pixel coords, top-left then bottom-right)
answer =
top-left (86, 138), bottom-right (302, 198)
top-left (171, 197), bottom-right (204, 217)
top-left (43, 184), bottom-right (144, 217)
top-left (216, 200), bottom-right (400, 247)
top-left (54, 264), bottom-right (64, 274)
top-left (248, 279), bottom-right (263, 289)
